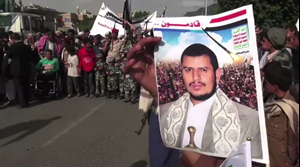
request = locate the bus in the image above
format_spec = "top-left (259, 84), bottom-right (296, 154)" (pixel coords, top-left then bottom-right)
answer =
top-left (0, 12), bottom-right (44, 35)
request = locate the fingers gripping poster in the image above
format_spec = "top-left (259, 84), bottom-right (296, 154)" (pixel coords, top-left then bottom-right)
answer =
top-left (153, 5), bottom-right (269, 164)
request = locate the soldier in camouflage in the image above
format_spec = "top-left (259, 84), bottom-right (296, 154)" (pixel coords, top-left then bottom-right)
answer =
top-left (94, 54), bottom-right (107, 97)
top-left (118, 36), bottom-right (133, 99)
top-left (115, 57), bottom-right (125, 99)
top-left (123, 56), bottom-right (138, 103)
top-left (106, 57), bottom-right (119, 99)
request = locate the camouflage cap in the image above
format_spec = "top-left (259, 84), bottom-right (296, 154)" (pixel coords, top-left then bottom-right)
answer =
top-left (106, 57), bottom-right (115, 63)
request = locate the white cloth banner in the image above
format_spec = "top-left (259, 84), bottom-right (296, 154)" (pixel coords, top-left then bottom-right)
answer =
top-left (220, 141), bottom-right (252, 167)
top-left (90, 3), bottom-right (157, 36)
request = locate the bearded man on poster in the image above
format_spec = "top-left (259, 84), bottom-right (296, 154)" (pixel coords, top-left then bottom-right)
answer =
top-left (123, 37), bottom-right (264, 167)
top-left (159, 43), bottom-right (262, 157)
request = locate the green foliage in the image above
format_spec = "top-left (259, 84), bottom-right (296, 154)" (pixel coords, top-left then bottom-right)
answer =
top-left (77, 17), bottom-right (95, 31)
top-left (217, 0), bottom-right (299, 28)
top-left (213, 3), bottom-right (223, 14)
top-left (132, 11), bottom-right (150, 19)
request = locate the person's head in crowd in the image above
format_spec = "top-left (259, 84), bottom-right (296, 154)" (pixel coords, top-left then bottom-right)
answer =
top-left (45, 49), bottom-right (54, 60)
top-left (105, 31), bottom-right (111, 39)
top-left (35, 32), bottom-right (42, 40)
top-left (64, 37), bottom-right (75, 46)
top-left (46, 31), bottom-right (56, 42)
top-left (84, 29), bottom-right (90, 37)
top-left (286, 24), bottom-right (298, 37)
top-left (67, 29), bottom-right (76, 39)
top-left (111, 28), bottom-right (119, 40)
top-left (7, 31), bottom-right (13, 40)
top-left (180, 43), bottom-right (220, 103)
top-left (55, 31), bottom-right (62, 38)
top-left (263, 61), bottom-right (293, 96)
top-left (27, 33), bottom-right (35, 42)
top-left (289, 31), bottom-right (299, 49)
top-left (261, 27), bottom-right (287, 52)
top-left (83, 37), bottom-right (92, 48)
top-left (286, 24), bottom-right (298, 49)
top-left (136, 33), bottom-right (143, 42)
top-left (43, 28), bottom-right (51, 34)
top-left (78, 31), bottom-right (84, 37)
top-left (0, 32), bottom-right (9, 42)
top-left (11, 33), bottom-right (21, 43)
top-left (255, 26), bottom-right (263, 35)
top-left (93, 35), bottom-right (102, 45)
top-left (65, 45), bottom-right (76, 55)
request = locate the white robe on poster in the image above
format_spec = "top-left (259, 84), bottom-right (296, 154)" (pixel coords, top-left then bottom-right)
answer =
top-left (159, 89), bottom-right (263, 159)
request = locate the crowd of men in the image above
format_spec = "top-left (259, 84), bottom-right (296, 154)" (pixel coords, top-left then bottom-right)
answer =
top-left (0, 23), bottom-right (143, 109)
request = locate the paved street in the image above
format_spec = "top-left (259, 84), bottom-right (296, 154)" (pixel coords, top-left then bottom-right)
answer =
top-left (0, 97), bottom-right (149, 167)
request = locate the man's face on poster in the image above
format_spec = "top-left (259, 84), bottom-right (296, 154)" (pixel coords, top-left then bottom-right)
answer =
top-left (181, 55), bottom-right (217, 101)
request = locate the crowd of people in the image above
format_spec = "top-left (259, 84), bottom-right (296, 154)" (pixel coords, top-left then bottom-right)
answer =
top-left (0, 23), bottom-right (144, 109)
top-left (219, 64), bottom-right (257, 109)
top-left (156, 61), bottom-right (186, 105)
top-left (0, 15), bottom-right (299, 167)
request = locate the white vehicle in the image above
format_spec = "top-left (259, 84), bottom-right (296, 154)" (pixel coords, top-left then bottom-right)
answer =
top-left (0, 12), bottom-right (43, 35)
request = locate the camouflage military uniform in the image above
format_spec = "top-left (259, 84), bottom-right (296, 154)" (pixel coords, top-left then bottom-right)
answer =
top-left (121, 40), bottom-right (137, 102)
top-left (106, 57), bottom-right (119, 99)
top-left (123, 57), bottom-right (137, 103)
top-left (116, 58), bottom-right (125, 99)
top-left (118, 41), bottom-right (132, 99)
top-left (95, 58), bottom-right (107, 97)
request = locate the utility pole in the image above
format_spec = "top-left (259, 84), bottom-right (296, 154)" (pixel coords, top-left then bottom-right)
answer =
top-left (205, 0), bottom-right (208, 15)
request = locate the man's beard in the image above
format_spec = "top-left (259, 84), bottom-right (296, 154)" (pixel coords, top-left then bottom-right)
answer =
top-left (186, 77), bottom-right (218, 101)
top-left (189, 82), bottom-right (217, 101)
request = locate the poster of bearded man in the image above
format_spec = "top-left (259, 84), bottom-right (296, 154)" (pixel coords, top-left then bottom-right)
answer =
top-left (153, 5), bottom-right (269, 165)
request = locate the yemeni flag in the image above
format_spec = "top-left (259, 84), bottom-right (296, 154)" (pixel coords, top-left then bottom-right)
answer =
top-left (220, 141), bottom-right (252, 167)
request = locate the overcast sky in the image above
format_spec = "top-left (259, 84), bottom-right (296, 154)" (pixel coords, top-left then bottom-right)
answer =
top-left (22, 0), bottom-right (215, 16)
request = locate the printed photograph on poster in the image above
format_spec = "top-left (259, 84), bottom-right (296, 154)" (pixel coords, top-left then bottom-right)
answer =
top-left (153, 5), bottom-right (269, 164)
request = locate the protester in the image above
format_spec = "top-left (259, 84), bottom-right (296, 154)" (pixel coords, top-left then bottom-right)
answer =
top-left (35, 49), bottom-right (60, 74)
top-left (37, 31), bottom-right (63, 57)
top-left (260, 28), bottom-right (293, 72)
top-left (65, 45), bottom-right (81, 98)
top-left (104, 28), bottom-right (122, 59)
top-left (78, 37), bottom-right (96, 97)
top-left (263, 61), bottom-right (299, 167)
top-left (287, 27), bottom-right (299, 103)
top-left (6, 33), bottom-right (33, 108)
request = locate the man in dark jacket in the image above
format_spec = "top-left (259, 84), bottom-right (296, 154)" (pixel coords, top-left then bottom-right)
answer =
top-left (6, 33), bottom-right (33, 108)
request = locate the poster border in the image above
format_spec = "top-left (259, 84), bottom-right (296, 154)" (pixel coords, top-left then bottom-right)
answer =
top-left (153, 5), bottom-right (269, 164)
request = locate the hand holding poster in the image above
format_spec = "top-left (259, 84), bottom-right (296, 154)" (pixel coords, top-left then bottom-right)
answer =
top-left (153, 5), bottom-right (269, 164)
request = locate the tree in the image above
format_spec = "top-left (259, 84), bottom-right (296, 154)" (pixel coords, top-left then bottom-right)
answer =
top-left (213, 3), bottom-right (223, 14)
top-left (77, 17), bottom-right (95, 31)
top-left (132, 11), bottom-right (150, 19)
top-left (217, 0), bottom-right (299, 28)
